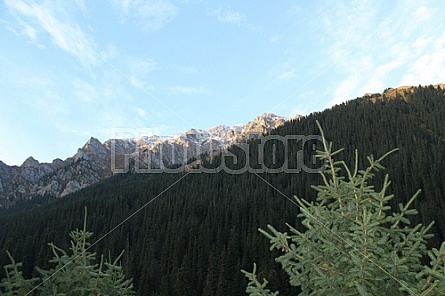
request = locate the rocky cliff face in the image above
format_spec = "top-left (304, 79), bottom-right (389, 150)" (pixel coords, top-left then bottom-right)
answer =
top-left (363, 83), bottom-right (445, 100)
top-left (0, 137), bottom-right (114, 208)
top-left (0, 113), bottom-right (295, 207)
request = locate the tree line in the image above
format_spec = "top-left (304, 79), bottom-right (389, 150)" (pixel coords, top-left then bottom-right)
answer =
top-left (0, 85), bottom-right (445, 295)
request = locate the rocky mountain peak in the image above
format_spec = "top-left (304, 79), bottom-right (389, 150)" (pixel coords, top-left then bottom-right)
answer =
top-left (258, 112), bottom-right (278, 119)
top-left (244, 113), bottom-right (287, 134)
top-left (75, 137), bottom-right (108, 162)
top-left (83, 137), bottom-right (104, 153)
top-left (364, 84), bottom-right (445, 100)
top-left (51, 158), bottom-right (67, 170)
top-left (20, 156), bottom-right (40, 168)
top-left (0, 112), bottom-right (296, 207)
top-left (208, 125), bottom-right (243, 141)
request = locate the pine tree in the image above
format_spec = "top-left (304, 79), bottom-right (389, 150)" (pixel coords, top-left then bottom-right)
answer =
top-left (0, 208), bottom-right (135, 295)
top-left (0, 251), bottom-right (37, 295)
top-left (243, 121), bottom-right (445, 295)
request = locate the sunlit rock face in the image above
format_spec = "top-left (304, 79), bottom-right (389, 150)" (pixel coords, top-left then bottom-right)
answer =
top-left (0, 113), bottom-right (295, 206)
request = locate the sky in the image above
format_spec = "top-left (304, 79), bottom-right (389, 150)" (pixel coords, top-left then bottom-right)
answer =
top-left (1, 0), bottom-right (445, 166)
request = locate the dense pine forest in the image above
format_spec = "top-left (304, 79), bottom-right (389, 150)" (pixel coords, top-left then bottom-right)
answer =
top-left (1, 85), bottom-right (445, 295)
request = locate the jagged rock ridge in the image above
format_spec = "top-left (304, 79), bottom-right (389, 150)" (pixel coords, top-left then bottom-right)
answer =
top-left (0, 113), bottom-right (295, 207)
top-left (363, 83), bottom-right (445, 100)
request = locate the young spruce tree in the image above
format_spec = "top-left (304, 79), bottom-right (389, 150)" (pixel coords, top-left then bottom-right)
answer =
top-left (243, 122), bottom-right (445, 295)
top-left (0, 208), bottom-right (135, 295)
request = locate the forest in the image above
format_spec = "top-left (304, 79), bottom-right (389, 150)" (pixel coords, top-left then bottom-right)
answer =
top-left (1, 85), bottom-right (445, 295)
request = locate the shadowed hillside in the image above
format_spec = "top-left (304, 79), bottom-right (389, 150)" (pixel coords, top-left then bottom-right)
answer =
top-left (1, 85), bottom-right (445, 295)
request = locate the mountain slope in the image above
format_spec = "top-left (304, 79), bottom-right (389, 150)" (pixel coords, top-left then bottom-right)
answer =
top-left (1, 85), bottom-right (445, 295)
top-left (0, 113), bottom-right (290, 207)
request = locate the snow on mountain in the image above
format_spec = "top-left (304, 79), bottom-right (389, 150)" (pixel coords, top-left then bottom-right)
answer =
top-left (208, 124), bottom-right (244, 143)
top-left (0, 113), bottom-right (295, 207)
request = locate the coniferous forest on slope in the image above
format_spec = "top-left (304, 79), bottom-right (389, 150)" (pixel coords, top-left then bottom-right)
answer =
top-left (1, 85), bottom-right (445, 295)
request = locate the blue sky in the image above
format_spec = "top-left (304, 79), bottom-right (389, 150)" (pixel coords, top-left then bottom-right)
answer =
top-left (1, 0), bottom-right (445, 165)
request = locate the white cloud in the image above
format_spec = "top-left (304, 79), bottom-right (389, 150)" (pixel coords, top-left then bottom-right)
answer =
top-left (415, 6), bottom-right (433, 23)
top-left (129, 76), bottom-right (155, 90)
top-left (21, 21), bottom-right (38, 40)
top-left (289, 106), bottom-right (309, 117)
top-left (331, 78), bottom-right (360, 107)
top-left (268, 34), bottom-right (282, 44)
top-left (101, 44), bottom-right (119, 61)
top-left (276, 68), bottom-right (296, 81)
top-left (358, 49), bottom-right (412, 94)
top-left (126, 56), bottom-right (157, 73)
top-left (180, 66), bottom-right (199, 74)
top-left (208, 8), bottom-right (243, 26)
top-left (72, 79), bottom-right (98, 103)
top-left (413, 37), bottom-right (433, 50)
top-left (1, 16), bottom-right (45, 47)
top-left (134, 106), bottom-right (148, 120)
top-left (112, 0), bottom-right (178, 30)
top-left (207, 7), bottom-right (259, 31)
top-left (169, 86), bottom-right (206, 95)
top-left (148, 124), bottom-right (176, 136)
top-left (317, 1), bottom-right (445, 108)
top-left (124, 56), bottom-right (157, 90)
top-left (29, 81), bottom-right (69, 115)
top-left (73, 0), bottom-right (87, 15)
top-left (287, 4), bottom-right (302, 17)
top-left (4, 0), bottom-right (97, 67)
top-left (399, 34), bottom-right (445, 86)
top-left (54, 122), bottom-right (93, 138)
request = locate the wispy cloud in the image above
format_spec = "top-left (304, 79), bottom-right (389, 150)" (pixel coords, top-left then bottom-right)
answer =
top-left (207, 7), bottom-right (258, 31)
top-left (19, 20), bottom-right (37, 40)
top-left (72, 79), bottom-right (98, 103)
top-left (54, 122), bottom-right (94, 138)
top-left (125, 56), bottom-right (158, 74)
top-left (180, 66), bottom-right (199, 74)
top-left (134, 106), bottom-right (148, 120)
top-left (1, 15), bottom-right (44, 47)
top-left (287, 4), bottom-right (302, 16)
top-left (276, 68), bottom-right (296, 81)
top-left (4, 0), bottom-right (97, 67)
top-left (129, 76), bottom-right (155, 90)
top-left (268, 34), bottom-right (282, 44)
top-left (319, 1), bottom-right (445, 108)
top-left (73, 0), bottom-right (87, 15)
top-left (168, 86), bottom-right (206, 95)
top-left (124, 56), bottom-right (157, 90)
top-left (26, 77), bottom-right (70, 115)
top-left (400, 33), bottom-right (445, 86)
top-left (100, 44), bottom-right (119, 61)
top-left (415, 6), bottom-right (433, 23)
top-left (112, 0), bottom-right (178, 30)
top-left (208, 8), bottom-right (243, 26)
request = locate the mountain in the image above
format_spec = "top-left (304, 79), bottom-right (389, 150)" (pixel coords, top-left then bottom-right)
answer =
top-left (363, 83), bottom-right (445, 99)
top-left (0, 113), bottom-right (291, 207)
top-left (1, 84), bottom-right (445, 295)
